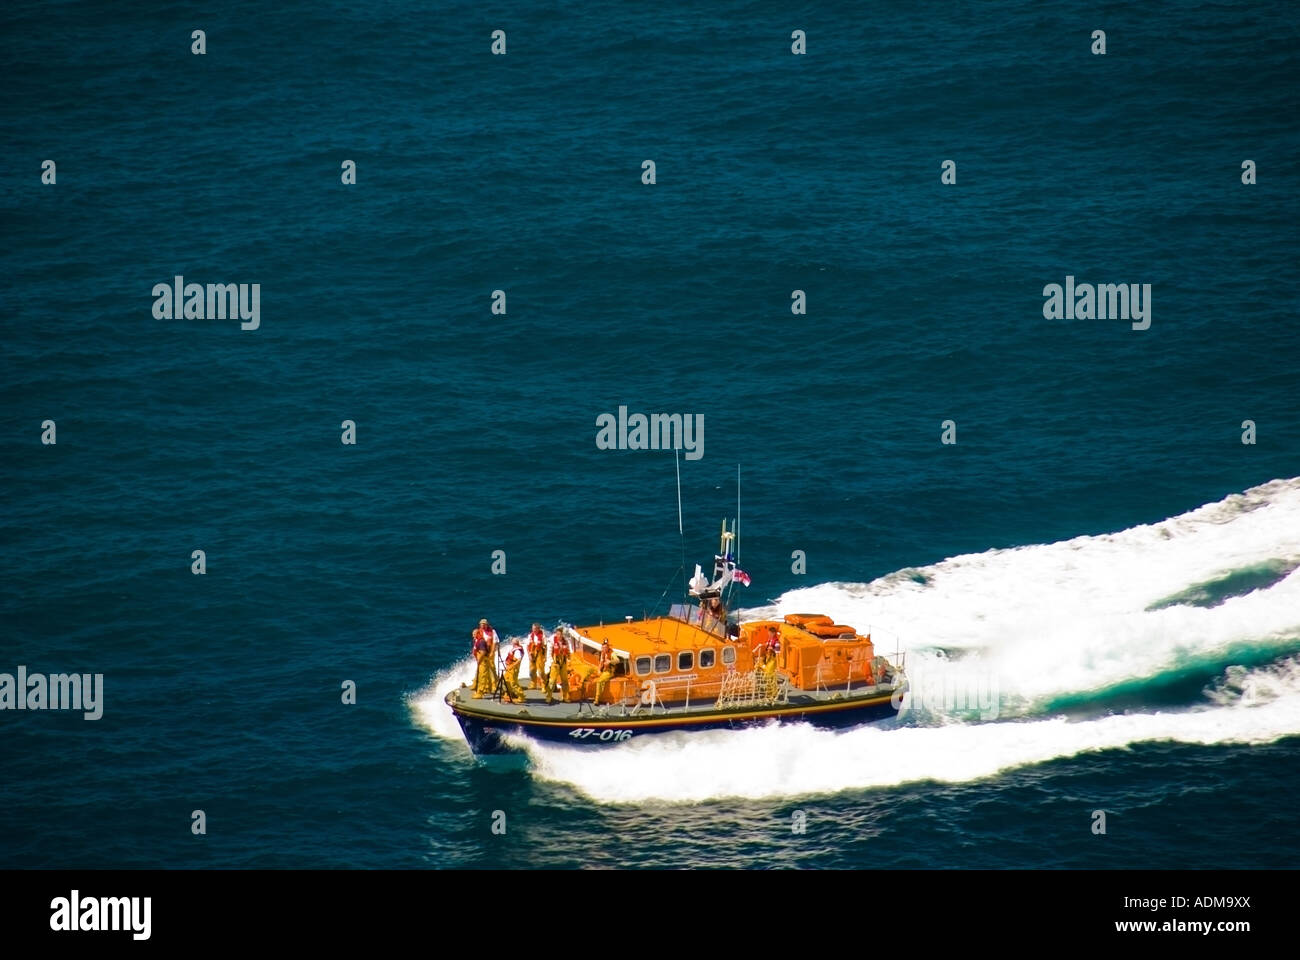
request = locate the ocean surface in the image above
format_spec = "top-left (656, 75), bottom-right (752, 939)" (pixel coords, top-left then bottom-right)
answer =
top-left (3, 0), bottom-right (1298, 869)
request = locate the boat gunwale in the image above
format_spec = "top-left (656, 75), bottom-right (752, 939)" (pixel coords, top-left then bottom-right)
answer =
top-left (444, 687), bottom-right (903, 729)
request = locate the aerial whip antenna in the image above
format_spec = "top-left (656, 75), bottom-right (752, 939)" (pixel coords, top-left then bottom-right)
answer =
top-left (675, 447), bottom-right (683, 536)
top-left (676, 448), bottom-right (686, 590)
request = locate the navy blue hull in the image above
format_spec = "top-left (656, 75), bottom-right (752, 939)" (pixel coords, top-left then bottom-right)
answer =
top-left (451, 696), bottom-right (899, 755)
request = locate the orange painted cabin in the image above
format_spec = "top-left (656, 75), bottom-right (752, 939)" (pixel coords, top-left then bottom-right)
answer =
top-left (560, 609), bottom-right (882, 706)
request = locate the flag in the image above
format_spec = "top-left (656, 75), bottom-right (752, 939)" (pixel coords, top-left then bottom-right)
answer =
top-left (734, 568), bottom-right (751, 586)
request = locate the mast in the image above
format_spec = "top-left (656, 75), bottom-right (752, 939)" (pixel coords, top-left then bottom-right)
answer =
top-left (678, 465), bottom-right (749, 635)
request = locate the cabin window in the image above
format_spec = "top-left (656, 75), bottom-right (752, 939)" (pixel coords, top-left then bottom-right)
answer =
top-left (722, 646), bottom-right (736, 665)
top-left (678, 651), bottom-right (693, 671)
top-left (635, 656), bottom-right (652, 676)
top-left (654, 654), bottom-right (672, 674)
top-left (699, 648), bottom-right (715, 669)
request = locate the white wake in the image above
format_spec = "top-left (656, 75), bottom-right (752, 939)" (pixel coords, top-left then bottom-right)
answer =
top-left (409, 477), bottom-right (1300, 801)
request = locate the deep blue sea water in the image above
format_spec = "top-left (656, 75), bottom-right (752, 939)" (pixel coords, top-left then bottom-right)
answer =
top-left (3, 1), bottom-right (1298, 869)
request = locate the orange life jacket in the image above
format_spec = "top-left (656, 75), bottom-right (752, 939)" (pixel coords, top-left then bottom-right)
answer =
top-left (528, 630), bottom-right (545, 656)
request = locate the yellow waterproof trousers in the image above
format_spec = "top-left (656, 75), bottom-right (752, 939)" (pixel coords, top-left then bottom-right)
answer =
top-left (546, 657), bottom-right (568, 704)
top-left (594, 668), bottom-right (613, 705)
top-left (503, 660), bottom-right (526, 703)
top-left (473, 654), bottom-right (494, 698)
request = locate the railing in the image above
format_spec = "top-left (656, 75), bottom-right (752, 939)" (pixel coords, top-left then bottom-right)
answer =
top-left (624, 674), bottom-right (699, 716)
top-left (581, 673), bottom-right (704, 717)
top-left (583, 669), bottom-right (796, 716)
top-left (807, 653), bottom-right (902, 694)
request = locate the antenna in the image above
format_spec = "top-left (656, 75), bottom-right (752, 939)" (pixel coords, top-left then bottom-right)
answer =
top-left (675, 447), bottom-right (683, 536)
top-left (736, 463), bottom-right (740, 566)
top-left (675, 448), bottom-right (686, 591)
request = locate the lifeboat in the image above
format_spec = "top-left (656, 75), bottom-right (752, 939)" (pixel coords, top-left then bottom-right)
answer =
top-left (444, 518), bottom-right (907, 755)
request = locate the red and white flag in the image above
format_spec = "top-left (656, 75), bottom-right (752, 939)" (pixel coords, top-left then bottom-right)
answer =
top-left (734, 568), bottom-right (751, 586)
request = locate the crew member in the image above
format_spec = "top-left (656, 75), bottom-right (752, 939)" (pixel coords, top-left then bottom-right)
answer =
top-left (526, 623), bottom-right (546, 690)
top-left (471, 619), bottom-right (497, 698)
top-left (751, 625), bottom-right (779, 698)
top-left (501, 637), bottom-right (527, 704)
top-left (765, 625), bottom-right (782, 662)
top-left (594, 638), bottom-right (615, 705)
top-left (546, 628), bottom-right (570, 705)
top-left (761, 642), bottom-right (779, 698)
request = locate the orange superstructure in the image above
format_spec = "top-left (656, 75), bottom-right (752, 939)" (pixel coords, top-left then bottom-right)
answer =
top-left (557, 610), bottom-right (885, 708)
